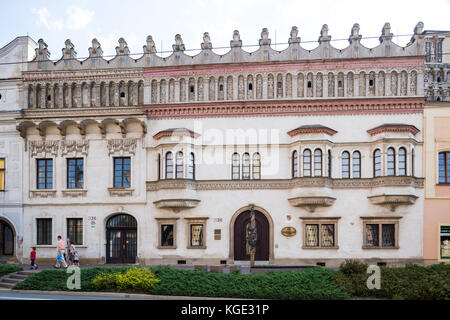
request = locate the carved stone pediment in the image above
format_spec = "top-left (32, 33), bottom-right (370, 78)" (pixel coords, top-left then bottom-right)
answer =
top-left (60, 140), bottom-right (89, 156)
top-left (29, 140), bottom-right (59, 157)
top-left (288, 196), bottom-right (336, 212)
top-left (367, 194), bottom-right (418, 212)
top-left (153, 199), bottom-right (200, 213)
top-left (107, 138), bottom-right (137, 155)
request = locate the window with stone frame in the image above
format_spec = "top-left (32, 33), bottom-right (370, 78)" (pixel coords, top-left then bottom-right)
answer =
top-left (165, 152), bottom-right (173, 179)
top-left (352, 151), bottom-right (361, 178)
top-left (387, 148), bottom-right (396, 176)
top-left (362, 218), bottom-right (399, 249)
top-left (292, 150), bottom-right (298, 178)
top-left (37, 158), bottom-right (53, 189)
top-left (188, 153), bottom-right (195, 180)
top-left (36, 218), bottom-right (52, 245)
top-left (439, 151), bottom-right (450, 184)
top-left (303, 149), bottom-right (312, 177)
top-left (113, 157), bottom-right (130, 188)
top-left (242, 153), bottom-right (250, 180)
top-left (186, 218), bottom-right (208, 249)
top-left (440, 226), bottom-right (450, 259)
top-left (67, 218), bottom-right (83, 245)
top-left (314, 149), bottom-right (322, 177)
top-left (232, 153), bottom-right (240, 180)
top-left (398, 147), bottom-right (407, 176)
top-left (67, 158), bottom-right (84, 189)
top-left (252, 152), bottom-right (261, 180)
top-left (342, 151), bottom-right (350, 179)
top-left (373, 149), bottom-right (381, 177)
top-left (301, 218), bottom-right (339, 248)
top-left (176, 151), bottom-right (183, 179)
top-left (156, 218), bottom-right (178, 249)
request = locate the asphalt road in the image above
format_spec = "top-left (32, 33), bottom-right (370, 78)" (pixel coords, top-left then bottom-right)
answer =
top-left (0, 290), bottom-right (156, 300)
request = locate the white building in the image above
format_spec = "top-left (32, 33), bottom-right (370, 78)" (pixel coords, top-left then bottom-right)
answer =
top-left (1, 23), bottom-right (427, 267)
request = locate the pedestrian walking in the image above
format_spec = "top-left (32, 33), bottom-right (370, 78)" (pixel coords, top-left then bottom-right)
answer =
top-left (30, 247), bottom-right (38, 270)
top-left (72, 245), bottom-right (79, 267)
top-left (54, 235), bottom-right (67, 269)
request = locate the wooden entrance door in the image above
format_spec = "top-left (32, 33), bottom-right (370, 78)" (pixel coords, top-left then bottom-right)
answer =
top-left (0, 221), bottom-right (14, 256)
top-left (106, 214), bottom-right (137, 264)
top-left (234, 210), bottom-right (269, 261)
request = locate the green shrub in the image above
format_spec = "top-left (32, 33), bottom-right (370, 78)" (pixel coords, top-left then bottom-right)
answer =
top-left (92, 268), bottom-right (160, 293)
top-left (334, 261), bottom-right (450, 300)
top-left (0, 264), bottom-right (23, 278)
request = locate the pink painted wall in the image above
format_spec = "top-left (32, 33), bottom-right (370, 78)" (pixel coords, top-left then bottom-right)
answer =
top-left (424, 200), bottom-right (450, 262)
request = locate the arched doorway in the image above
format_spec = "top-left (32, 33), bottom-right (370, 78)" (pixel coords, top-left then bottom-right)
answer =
top-left (0, 220), bottom-right (14, 258)
top-left (106, 214), bottom-right (137, 264)
top-left (234, 209), bottom-right (270, 261)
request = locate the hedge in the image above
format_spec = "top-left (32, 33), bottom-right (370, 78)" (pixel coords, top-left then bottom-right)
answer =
top-left (0, 264), bottom-right (23, 278)
top-left (334, 260), bottom-right (450, 300)
top-left (15, 266), bottom-right (349, 300)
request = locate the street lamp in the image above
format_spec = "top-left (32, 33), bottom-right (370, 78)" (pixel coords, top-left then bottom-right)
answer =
top-left (248, 205), bottom-right (257, 267)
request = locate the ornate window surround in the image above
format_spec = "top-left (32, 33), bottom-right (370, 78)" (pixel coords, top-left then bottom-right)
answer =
top-left (155, 217), bottom-right (179, 249)
top-left (185, 217), bottom-right (208, 249)
top-left (300, 217), bottom-right (340, 249)
top-left (361, 217), bottom-right (401, 249)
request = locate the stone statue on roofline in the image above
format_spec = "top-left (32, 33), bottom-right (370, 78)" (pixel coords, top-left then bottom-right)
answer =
top-left (172, 34), bottom-right (185, 52)
top-left (230, 30), bottom-right (242, 48)
top-left (89, 38), bottom-right (103, 57)
top-left (62, 39), bottom-right (77, 60)
top-left (289, 26), bottom-right (300, 44)
top-left (116, 38), bottom-right (130, 56)
top-left (143, 35), bottom-right (156, 54)
top-left (201, 32), bottom-right (212, 50)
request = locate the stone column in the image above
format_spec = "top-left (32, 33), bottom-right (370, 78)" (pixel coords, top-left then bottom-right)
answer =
top-left (323, 74), bottom-right (329, 98)
top-left (175, 79), bottom-right (180, 103)
top-left (262, 75), bottom-right (268, 100)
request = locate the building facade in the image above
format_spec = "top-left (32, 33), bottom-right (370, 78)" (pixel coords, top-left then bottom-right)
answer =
top-left (423, 30), bottom-right (450, 265)
top-left (0, 22), bottom-right (429, 267)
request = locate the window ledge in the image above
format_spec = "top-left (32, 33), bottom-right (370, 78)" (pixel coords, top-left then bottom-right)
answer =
top-left (30, 189), bottom-right (57, 198)
top-left (362, 246), bottom-right (399, 249)
top-left (157, 246), bottom-right (177, 249)
top-left (187, 246), bottom-right (206, 249)
top-left (302, 246), bottom-right (339, 249)
top-left (108, 188), bottom-right (134, 197)
top-left (62, 189), bottom-right (87, 197)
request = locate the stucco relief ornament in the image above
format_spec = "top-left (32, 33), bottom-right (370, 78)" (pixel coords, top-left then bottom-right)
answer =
top-left (201, 32), bottom-right (213, 50)
top-left (259, 28), bottom-right (271, 46)
top-left (172, 34), bottom-right (185, 52)
top-left (62, 39), bottom-right (77, 60)
top-left (60, 140), bottom-right (89, 156)
top-left (107, 138), bottom-right (137, 156)
top-left (230, 30), bottom-right (242, 48)
top-left (35, 39), bottom-right (50, 61)
top-left (288, 26), bottom-right (300, 44)
top-left (116, 38), bottom-right (130, 56)
top-left (29, 140), bottom-right (59, 157)
top-left (143, 35), bottom-right (156, 54)
top-left (89, 38), bottom-right (103, 58)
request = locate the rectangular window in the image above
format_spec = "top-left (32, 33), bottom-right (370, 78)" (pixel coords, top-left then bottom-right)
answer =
top-left (67, 218), bottom-right (83, 245)
top-left (425, 41), bottom-right (431, 62)
top-left (303, 220), bottom-right (338, 248)
top-left (190, 224), bottom-right (204, 247)
top-left (67, 158), bottom-right (84, 189)
top-left (37, 159), bottom-right (53, 189)
top-left (363, 221), bottom-right (398, 249)
top-left (0, 158), bottom-right (4, 191)
top-left (113, 157), bottom-right (131, 188)
top-left (160, 224), bottom-right (174, 247)
top-left (36, 218), bottom-right (52, 245)
top-left (439, 152), bottom-right (450, 184)
top-left (441, 226), bottom-right (450, 259)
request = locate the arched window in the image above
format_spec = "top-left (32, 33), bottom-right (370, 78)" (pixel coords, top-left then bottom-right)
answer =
top-left (374, 149), bottom-right (381, 177)
top-left (252, 153), bottom-right (261, 180)
top-left (158, 154), bottom-right (161, 180)
top-left (242, 153), bottom-right (251, 180)
top-left (165, 152), bottom-right (173, 179)
top-left (314, 149), bottom-right (322, 177)
top-left (387, 148), bottom-right (396, 176)
top-left (303, 149), bottom-right (311, 177)
top-left (411, 149), bottom-right (415, 177)
top-left (342, 151), bottom-right (350, 179)
top-left (176, 151), bottom-right (184, 179)
top-left (232, 153), bottom-right (240, 180)
top-left (188, 152), bottom-right (195, 180)
top-left (353, 151), bottom-right (361, 179)
top-left (398, 148), bottom-right (406, 176)
top-left (292, 150), bottom-right (298, 178)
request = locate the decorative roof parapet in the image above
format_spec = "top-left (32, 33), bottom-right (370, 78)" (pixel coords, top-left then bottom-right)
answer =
top-left (26, 22), bottom-right (426, 71)
top-left (288, 26), bottom-right (300, 44)
top-left (35, 39), bottom-right (50, 61)
top-left (201, 32), bottom-right (213, 50)
top-left (62, 39), bottom-right (76, 60)
top-left (88, 38), bottom-right (103, 58)
top-left (172, 34), bottom-right (185, 52)
top-left (366, 124), bottom-right (420, 136)
top-left (230, 30), bottom-right (242, 48)
top-left (116, 38), bottom-right (130, 56)
top-left (259, 28), bottom-right (271, 46)
top-left (143, 35), bottom-right (157, 54)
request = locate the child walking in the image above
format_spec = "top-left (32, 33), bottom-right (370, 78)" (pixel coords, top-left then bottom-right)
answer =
top-left (30, 247), bottom-right (38, 270)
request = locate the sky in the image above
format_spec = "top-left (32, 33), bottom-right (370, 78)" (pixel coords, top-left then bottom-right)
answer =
top-left (1, 0), bottom-right (450, 60)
